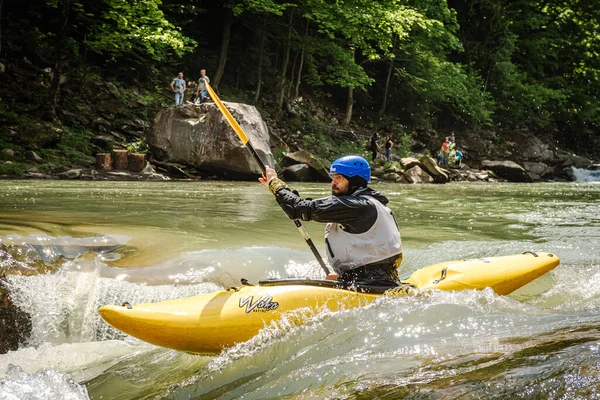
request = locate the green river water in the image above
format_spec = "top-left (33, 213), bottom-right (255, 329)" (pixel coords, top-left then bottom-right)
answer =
top-left (0, 180), bottom-right (599, 399)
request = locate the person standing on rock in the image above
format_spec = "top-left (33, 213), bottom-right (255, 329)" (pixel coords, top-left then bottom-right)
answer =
top-left (195, 69), bottom-right (210, 104)
top-left (449, 132), bottom-right (456, 144)
top-left (170, 72), bottom-right (186, 106)
top-left (259, 155), bottom-right (403, 286)
top-left (369, 133), bottom-right (380, 162)
top-left (385, 136), bottom-right (393, 163)
top-left (456, 148), bottom-right (463, 167)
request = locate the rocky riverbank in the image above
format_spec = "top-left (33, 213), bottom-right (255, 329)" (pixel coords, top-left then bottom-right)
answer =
top-left (1, 101), bottom-right (597, 183)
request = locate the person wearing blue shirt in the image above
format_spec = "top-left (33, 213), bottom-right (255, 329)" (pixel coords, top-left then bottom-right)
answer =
top-left (170, 72), bottom-right (186, 106)
top-left (456, 149), bottom-right (463, 166)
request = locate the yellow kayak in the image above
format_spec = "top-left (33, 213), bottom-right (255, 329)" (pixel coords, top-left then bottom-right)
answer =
top-left (99, 252), bottom-right (559, 354)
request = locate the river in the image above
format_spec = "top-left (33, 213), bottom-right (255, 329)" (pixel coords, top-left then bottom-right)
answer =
top-left (0, 178), bottom-right (599, 399)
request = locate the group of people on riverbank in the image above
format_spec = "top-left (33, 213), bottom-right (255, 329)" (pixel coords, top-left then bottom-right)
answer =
top-left (438, 133), bottom-right (463, 167)
top-left (170, 69), bottom-right (210, 106)
top-left (369, 133), bottom-right (394, 163)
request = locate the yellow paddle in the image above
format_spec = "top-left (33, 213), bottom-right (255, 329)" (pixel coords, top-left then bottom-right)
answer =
top-left (205, 83), bottom-right (331, 275)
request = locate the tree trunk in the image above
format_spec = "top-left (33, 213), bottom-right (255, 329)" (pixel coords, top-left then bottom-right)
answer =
top-left (380, 57), bottom-right (394, 114)
top-left (49, 0), bottom-right (72, 118)
top-left (343, 86), bottom-right (354, 128)
top-left (287, 50), bottom-right (299, 99)
top-left (343, 47), bottom-right (356, 128)
top-left (277, 9), bottom-right (294, 109)
top-left (253, 17), bottom-right (267, 104)
top-left (212, 8), bottom-right (233, 90)
top-left (0, 0), bottom-right (4, 56)
top-left (294, 20), bottom-right (309, 100)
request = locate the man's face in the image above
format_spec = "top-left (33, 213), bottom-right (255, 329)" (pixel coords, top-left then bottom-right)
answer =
top-left (200, 70), bottom-right (206, 76)
top-left (178, 73), bottom-right (183, 78)
top-left (331, 173), bottom-right (350, 196)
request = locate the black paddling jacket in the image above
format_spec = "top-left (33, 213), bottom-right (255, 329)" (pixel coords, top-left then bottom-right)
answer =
top-left (273, 186), bottom-right (386, 234)
top-left (273, 185), bottom-right (402, 280)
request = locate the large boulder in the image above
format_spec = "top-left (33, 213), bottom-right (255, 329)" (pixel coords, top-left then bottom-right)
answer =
top-left (381, 172), bottom-right (401, 182)
top-left (400, 157), bottom-right (420, 170)
top-left (419, 156), bottom-right (449, 183)
top-left (404, 166), bottom-right (434, 184)
top-left (481, 160), bottom-right (533, 182)
top-left (280, 150), bottom-right (330, 182)
top-left (522, 161), bottom-right (554, 181)
top-left (506, 131), bottom-right (555, 162)
top-left (148, 103), bottom-right (275, 179)
top-left (280, 164), bottom-right (315, 182)
top-left (557, 153), bottom-right (593, 169)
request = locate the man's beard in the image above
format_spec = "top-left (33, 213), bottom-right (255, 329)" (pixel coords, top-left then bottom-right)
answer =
top-left (331, 185), bottom-right (348, 197)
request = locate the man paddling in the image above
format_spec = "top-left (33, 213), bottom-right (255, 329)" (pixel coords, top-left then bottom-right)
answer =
top-left (260, 155), bottom-right (402, 286)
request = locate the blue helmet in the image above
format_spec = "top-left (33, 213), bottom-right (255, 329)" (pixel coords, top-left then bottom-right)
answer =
top-left (330, 155), bottom-right (370, 183)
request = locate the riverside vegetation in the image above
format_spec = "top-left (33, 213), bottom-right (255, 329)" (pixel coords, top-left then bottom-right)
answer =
top-left (0, 0), bottom-right (598, 179)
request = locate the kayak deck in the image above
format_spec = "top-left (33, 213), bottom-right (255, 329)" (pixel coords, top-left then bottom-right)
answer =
top-left (99, 252), bottom-right (559, 354)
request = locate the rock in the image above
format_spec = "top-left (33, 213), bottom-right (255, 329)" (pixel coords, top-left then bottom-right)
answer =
top-left (522, 161), bottom-right (554, 181)
top-left (0, 63), bottom-right (5, 73)
top-left (142, 163), bottom-right (156, 175)
top-left (24, 172), bottom-right (53, 179)
top-left (419, 156), bottom-right (449, 183)
top-left (148, 103), bottom-right (275, 179)
top-left (91, 135), bottom-right (114, 149)
top-left (400, 157), bottom-right (420, 170)
top-left (25, 151), bottom-right (43, 163)
top-left (280, 150), bottom-right (330, 182)
top-left (381, 172), bottom-right (401, 181)
top-left (481, 160), bottom-right (533, 182)
top-left (1, 149), bottom-right (14, 158)
top-left (372, 166), bottom-right (385, 176)
top-left (105, 82), bottom-right (121, 97)
top-left (395, 175), bottom-right (409, 184)
top-left (280, 163), bottom-right (315, 182)
top-left (149, 161), bottom-right (196, 179)
top-left (384, 165), bottom-right (401, 173)
top-left (93, 117), bottom-right (111, 132)
top-left (558, 154), bottom-right (593, 169)
top-left (522, 161), bottom-right (548, 175)
top-left (133, 118), bottom-right (150, 130)
top-left (4, 161), bottom-right (13, 165)
top-left (403, 166), bottom-right (434, 184)
top-left (474, 172), bottom-right (489, 181)
top-left (58, 169), bottom-right (82, 179)
top-left (506, 131), bottom-right (555, 162)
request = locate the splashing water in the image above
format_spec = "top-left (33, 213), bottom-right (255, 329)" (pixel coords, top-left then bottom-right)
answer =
top-left (0, 180), bottom-right (598, 399)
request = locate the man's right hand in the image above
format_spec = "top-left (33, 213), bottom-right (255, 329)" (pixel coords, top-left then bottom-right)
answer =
top-left (259, 165), bottom-right (278, 186)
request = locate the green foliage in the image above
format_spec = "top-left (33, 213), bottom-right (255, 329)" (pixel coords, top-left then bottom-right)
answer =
top-left (85, 0), bottom-right (196, 61)
top-left (126, 138), bottom-right (149, 153)
top-left (0, 163), bottom-right (27, 177)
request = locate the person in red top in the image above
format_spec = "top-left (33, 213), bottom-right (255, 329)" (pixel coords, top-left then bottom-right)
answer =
top-left (442, 137), bottom-right (449, 152)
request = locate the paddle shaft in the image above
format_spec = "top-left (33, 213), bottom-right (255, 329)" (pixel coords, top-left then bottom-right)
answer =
top-left (205, 83), bottom-right (331, 275)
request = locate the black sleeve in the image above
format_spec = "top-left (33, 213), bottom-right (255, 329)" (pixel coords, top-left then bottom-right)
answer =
top-left (273, 188), bottom-right (377, 234)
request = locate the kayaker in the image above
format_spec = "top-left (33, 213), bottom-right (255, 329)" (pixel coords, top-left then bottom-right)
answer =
top-left (259, 155), bottom-right (403, 286)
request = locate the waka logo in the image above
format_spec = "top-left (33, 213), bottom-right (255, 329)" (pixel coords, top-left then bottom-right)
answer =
top-left (239, 295), bottom-right (279, 313)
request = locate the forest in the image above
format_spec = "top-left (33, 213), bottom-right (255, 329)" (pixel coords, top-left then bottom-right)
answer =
top-left (0, 0), bottom-right (598, 172)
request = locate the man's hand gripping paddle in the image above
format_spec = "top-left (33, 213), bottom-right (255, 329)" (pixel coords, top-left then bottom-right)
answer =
top-left (204, 83), bottom-right (331, 275)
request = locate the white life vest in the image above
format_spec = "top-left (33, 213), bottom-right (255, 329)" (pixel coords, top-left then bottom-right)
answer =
top-left (324, 196), bottom-right (402, 273)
